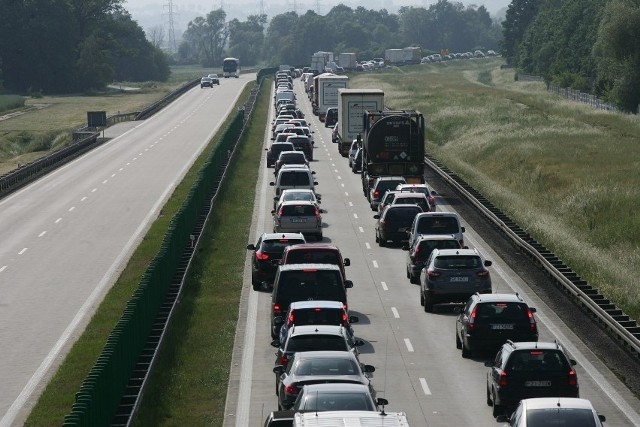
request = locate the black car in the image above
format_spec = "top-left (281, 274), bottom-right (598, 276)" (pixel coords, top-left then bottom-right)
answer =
top-left (368, 176), bottom-right (407, 210)
top-left (246, 233), bottom-right (306, 291)
top-left (404, 234), bottom-right (461, 284)
top-left (374, 204), bottom-right (423, 247)
top-left (266, 142), bottom-right (295, 167)
top-left (456, 293), bottom-right (538, 358)
top-left (485, 340), bottom-right (579, 417)
top-left (324, 107), bottom-right (338, 127)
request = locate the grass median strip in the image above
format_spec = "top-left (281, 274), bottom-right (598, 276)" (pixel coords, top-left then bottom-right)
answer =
top-left (25, 80), bottom-right (261, 426)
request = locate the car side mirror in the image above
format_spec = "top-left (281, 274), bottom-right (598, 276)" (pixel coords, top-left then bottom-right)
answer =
top-left (273, 365), bottom-right (285, 375)
top-left (273, 196), bottom-right (279, 201)
top-left (270, 137), bottom-right (275, 140)
top-left (484, 260), bottom-right (492, 267)
top-left (349, 315), bottom-right (359, 323)
top-left (270, 182), bottom-right (275, 186)
top-left (402, 245), bottom-right (409, 251)
top-left (311, 171), bottom-right (316, 175)
top-left (344, 280), bottom-right (353, 288)
top-left (373, 214), bottom-right (380, 219)
top-left (270, 210), bottom-right (275, 214)
top-left (376, 398), bottom-right (389, 406)
top-left (529, 307), bottom-right (537, 313)
top-left (246, 244), bottom-right (256, 251)
top-left (270, 339), bottom-right (280, 348)
top-left (363, 364), bottom-right (375, 373)
top-left (343, 258), bottom-right (351, 266)
top-left (265, 148), bottom-right (268, 151)
top-left (570, 359), bottom-right (577, 366)
top-left (314, 181), bottom-right (318, 185)
top-left (484, 361), bottom-right (494, 367)
top-left (463, 246), bottom-right (469, 249)
top-left (461, 226), bottom-right (466, 232)
top-left (598, 415), bottom-right (606, 422)
top-left (354, 339), bottom-right (365, 347)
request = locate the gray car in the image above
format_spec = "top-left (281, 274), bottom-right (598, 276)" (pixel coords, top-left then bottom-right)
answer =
top-left (272, 200), bottom-right (322, 241)
top-left (291, 383), bottom-right (387, 412)
top-left (420, 248), bottom-right (492, 312)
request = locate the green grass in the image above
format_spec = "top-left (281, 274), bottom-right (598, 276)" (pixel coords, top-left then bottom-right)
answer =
top-left (0, 94), bottom-right (25, 112)
top-left (24, 77), bottom-right (261, 427)
top-left (350, 58), bottom-right (640, 321)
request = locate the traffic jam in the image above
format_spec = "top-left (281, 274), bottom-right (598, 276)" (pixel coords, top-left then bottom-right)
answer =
top-left (249, 64), bottom-right (608, 427)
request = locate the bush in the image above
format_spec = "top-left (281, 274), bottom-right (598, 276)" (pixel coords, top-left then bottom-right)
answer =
top-left (0, 94), bottom-right (25, 113)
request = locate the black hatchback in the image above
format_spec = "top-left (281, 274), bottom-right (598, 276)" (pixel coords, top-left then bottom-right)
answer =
top-left (247, 233), bottom-right (306, 291)
top-left (374, 204), bottom-right (423, 247)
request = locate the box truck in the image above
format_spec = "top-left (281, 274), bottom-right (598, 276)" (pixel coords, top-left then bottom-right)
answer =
top-left (316, 74), bottom-right (349, 121)
top-left (336, 89), bottom-right (384, 156)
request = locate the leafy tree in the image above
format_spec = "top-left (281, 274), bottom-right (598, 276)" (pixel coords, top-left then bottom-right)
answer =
top-left (228, 14), bottom-right (267, 65)
top-left (502, 0), bottom-right (541, 66)
top-left (181, 9), bottom-right (228, 67)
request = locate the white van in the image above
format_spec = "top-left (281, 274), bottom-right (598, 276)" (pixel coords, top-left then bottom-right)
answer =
top-left (270, 165), bottom-right (317, 197)
top-left (407, 212), bottom-right (465, 248)
top-left (293, 410), bottom-right (410, 426)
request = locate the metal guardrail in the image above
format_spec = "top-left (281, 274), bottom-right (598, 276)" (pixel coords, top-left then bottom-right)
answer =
top-left (424, 155), bottom-right (640, 357)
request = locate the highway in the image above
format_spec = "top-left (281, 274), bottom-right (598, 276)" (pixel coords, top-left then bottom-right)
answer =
top-left (0, 75), bottom-right (252, 427)
top-left (226, 77), bottom-right (640, 426)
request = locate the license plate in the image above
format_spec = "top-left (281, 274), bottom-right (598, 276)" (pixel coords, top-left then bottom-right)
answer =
top-left (491, 324), bottom-right (514, 330)
top-left (449, 276), bottom-right (469, 282)
top-left (290, 218), bottom-right (307, 223)
top-left (525, 381), bottom-right (551, 387)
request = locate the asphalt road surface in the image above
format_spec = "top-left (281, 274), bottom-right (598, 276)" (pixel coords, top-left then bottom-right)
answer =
top-left (224, 78), bottom-right (640, 426)
top-left (0, 75), bottom-right (253, 427)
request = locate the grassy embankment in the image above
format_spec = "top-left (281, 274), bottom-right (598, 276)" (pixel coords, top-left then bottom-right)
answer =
top-left (25, 72), bottom-right (261, 426)
top-left (351, 59), bottom-right (640, 322)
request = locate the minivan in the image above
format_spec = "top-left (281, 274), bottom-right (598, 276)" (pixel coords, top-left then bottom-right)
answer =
top-left (270, 264), bottom-right (353, 338)
top-left (407, 212), bottom-right (465, 248)
top-left (270, 165), bottom-right (317, 197)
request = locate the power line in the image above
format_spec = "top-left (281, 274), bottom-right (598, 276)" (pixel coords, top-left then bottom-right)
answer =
top-left (163, 0), bottom-right (177, 54)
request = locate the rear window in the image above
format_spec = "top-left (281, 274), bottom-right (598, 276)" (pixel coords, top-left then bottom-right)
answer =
top-left (416, 239), bottom-right (460, 260)
top-left (276, 270), bottom-right (346, 304)
top-left (294, 357), bottom-right (358, 376)
top-left (507, 350), bottom-right (570, 372)
top-left (417, 216), bottom-right (460, 234)
top-left (286, 250), bottom-right (340, 265)
top-left (526, 408), bottom-right (598, 427)
top-left (283, 192), bottom-right (314, 203)
top-left (280, 152), bottom-right (305, 162)
top-left (376, 180), bottom-right (406, 193)
top-left (434, 255), bottom-right (482, 269)
top-left (279, 172), bottom-right (310, 186)
top-left (262, 239), bottom-right (305, 253)
top-left (476, 302), bottom-right (529, 322)
top-left (384, 207), bottom-right (422, 221)
top-left (281, 204), bottom-right (316, 216)
top-left (301, 392), bottom-right (375, 411)
top-left (287, 335), bottom-right (348, 352)
top-left (291, 308), bottom-right (344, 327)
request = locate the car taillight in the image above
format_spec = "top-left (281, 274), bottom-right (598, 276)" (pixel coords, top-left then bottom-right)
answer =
top-left (528, 309), bottom-right (537, 332)
top-left (256, 251), bottom-right (270, 261)
top-left (285, 385), bottom-right (300, 395)
top-left (287, 312), bottom-right (294, 326)
top-left (568, 370), bottom-right (577, 386)
top-left (468, 305), bottom-right (478, 330)
top-left (280, 354), bottom-right (289, 365)
top-left (476, 270), bottom-right (490, 278)
top-left (427, 269), bottom-right (440, 278)
top-left (277, 208), bottom-right (283, 219)
top-left (273, 303), bottom-right (282, 314)
top-left (373, 191), bottom-right (380, 198)
top-left (499, 371), bottom-right (508, 387)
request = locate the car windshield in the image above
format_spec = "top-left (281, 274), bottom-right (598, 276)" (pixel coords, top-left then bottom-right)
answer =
top-left (301, 392), bottom-right (375, 411)
top-left (434, 255), bottom-right (482, 269)
top-left (286, 250), bottom-right (340, 265)
top-left (279, 172), bottom-right (310, 186)
top-left (384, 207), bottom-right (422, 221)
top-left (376, 181), bottom-right (405, 193)
top-left (283, 192), bottom-right (314, 203)
top-left (507, 350), bottom-right (570, 372)
top-left (277, 271), bottom-right (345, 304)
top-left (287, 335), bottom-right (348, 352)
top-left (294, 358), bottom-right (359, 376)
top-left (262, 239), bottom-right (305, 254)
top-left (417, 217), bottom-right (459, 234)
top-left (526, 408), bottom-right (598, 427)
top-left (291, 308), bottom-right (344, 327)
top-left (476, 302), bottom-right (529, 321)
top-left (416, 240), bottom-right (460, 260)
top-left (281, 204), bottom-right (316, 216)
top-left (280, 153), bottom-right (305, 162)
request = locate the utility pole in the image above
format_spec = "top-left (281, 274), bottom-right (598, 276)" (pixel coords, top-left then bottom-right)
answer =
top-left (163, 0), bottom-right (177, 54)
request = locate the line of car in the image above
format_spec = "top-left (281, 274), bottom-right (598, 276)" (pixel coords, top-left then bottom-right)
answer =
top-left (250, 70), bottom-right (606, 426)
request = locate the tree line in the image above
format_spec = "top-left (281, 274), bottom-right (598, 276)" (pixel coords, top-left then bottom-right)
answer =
top-left (177, 1), bottom-right (502, 68)
top-left (502, 0), bottom-right (640, 112)
top-left (0, 0), bottom-right (170, 94)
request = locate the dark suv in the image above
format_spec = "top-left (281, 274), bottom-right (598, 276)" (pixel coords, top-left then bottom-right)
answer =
top-left (485, 340), bottom-right (579, 417)
top-left (280, 243), bottom-right (350, 279)
top-left (456, 293), bottom-right (538, 358)
top-left (246, 233), bottom-right (306, 291)
top-left (374, 204), bottom-right (423, 247)
top-left (266, 142), bottom-right (295, 167)
top-left (404, 234), bottom-right (461, 284)
top-left (368, 176), bottom-right (407, 210)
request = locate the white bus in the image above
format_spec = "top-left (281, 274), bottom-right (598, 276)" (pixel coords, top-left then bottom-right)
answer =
top-left (222, 57), bottom-right (240, 78)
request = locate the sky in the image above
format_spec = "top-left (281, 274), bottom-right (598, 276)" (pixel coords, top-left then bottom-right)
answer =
top-left (123, 0), bottom-right (510, 43)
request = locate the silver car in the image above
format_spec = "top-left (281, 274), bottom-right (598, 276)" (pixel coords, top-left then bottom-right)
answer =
top-left (273, 200), bottom-right (323, 241)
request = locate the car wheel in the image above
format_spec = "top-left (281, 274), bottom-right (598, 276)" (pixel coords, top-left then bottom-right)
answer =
top-left (492, 392), bottom-right (502, 417)
top-left (316, 233), bottom-right (323, 241)
top-left (378, 237), bottom-right (386, 247)
top-left (461, 340), bottom-right (471, 358)
top-left (456, 331), bottom-right (462, 349)
top-left (486, 386), bottom-right (493, 407)
top-left (420, 290), bottom-right (425, 306)
top-left (375, 232), bottom-right (379, 243)
top-left (424, 293), bottom-right (434, 313)
top-left (410, 274), bottom-right (419, 285)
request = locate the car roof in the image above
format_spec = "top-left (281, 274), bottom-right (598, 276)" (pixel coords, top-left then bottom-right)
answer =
top-left (289, 300), bottom-right (345, 310)
top-left (471, 293), bottom-right (526, 303)
top-left (376, 176), bottom-right (406, 182)
top-left (289, 324), bottom-right (345, 337)
top-left (384, 204), bottom-right (423, 211)
top-left (285, 243), bottom-right (341, 251)
top-left (394, 193), bottom-right (428, 199)
top-left (260, 232), bottom-right (305, 240)
top-left (278, 164), bottom-right (311, 171)
top-left (281, 188), bottom-right (315, 194)
top-left (416, 234), bottom-right (457, 241)
top-left (433, 248), bottom-right (478, 256)
top-left (293, 350), bottom-right (356, 360)
top-left (507, 341), bottom-right (564, 351)
top-left (280, 200), bottom-right (317, 207)
top-left (521, 397), bottom-right (596, 410)
top-left (300, 383), bottom-right (370, 392)
top-left (416, 211), bottom-right (460, 219)
top-left (279, 263), bottom-right (341, 272)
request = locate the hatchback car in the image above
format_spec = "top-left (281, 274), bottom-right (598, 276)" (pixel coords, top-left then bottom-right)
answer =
top-left (292, 383), bottom-right (386, 412)
top-left (207, 73), bottom-right (220, 84)
top-left (408, 212), bottom-right (465, 248)
top-left (325, 107), bottom-right (338, 127)
top-left (246, 232), bottom-right (306, 291)
top-left (200, 76), bottom-right (213, 88)
top-left (396, 183), bottom-right (437, 212)
top-left (485, 341), bottom-right (579, 416)
top-left (404, 234), bottom-right (461, 284)
top-left (368, 176), bottom-right (407, 210)
top-left (273, 188), bottom-right (321, 211)
top-left (456, 293), bottom-right (538, 358)
top-left (420, 248), bottom-right (492, 312)
top-left (285, 135), bottom-right (313, 161)
top-left (374, 204), bottom-right (423, 247)
top-left (389, 192), bottom-right (431, 213)
top-left (266, 142), bottom-right (295, 168)
top-left (497, 397), bottom-right (605, 426)
top-left (270, 165), bottom-right (317, 197)
top-left (279, 243), bottom-right (351, 280)
top-left (276, 300), bottom-right (359, 344)
top-left (377, 190), bottom-right (398, 215)
top-left (274, 151), bottom-right (308, 175)
top-left (272, 200), bottom-right (322, 241)
top-left (273, 351), bottom-right (374, 410)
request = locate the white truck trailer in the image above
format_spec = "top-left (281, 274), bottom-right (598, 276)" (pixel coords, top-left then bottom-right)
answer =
top-left (384, 48), bottom-right (404, 65)
top-left (402, 46), bottom-right (422, 64)
top-left (338, 52), bottom-right (357, 70)
top-left (317, 74), bottom-right (349, 121)
top-left (336, 88), bottom-right (384, 156)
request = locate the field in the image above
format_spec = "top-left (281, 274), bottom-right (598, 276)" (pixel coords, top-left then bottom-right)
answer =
top-left (350, 59), bottom-right (640, 321)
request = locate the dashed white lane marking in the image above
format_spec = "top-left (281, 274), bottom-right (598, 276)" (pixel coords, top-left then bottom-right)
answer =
top-left (102, 180), bottom-right (108, 184)
top-left (391, 307), bottom-right (400, 318)
top-left (404, 338), bottom-right (414, 352)
top-left (348, 202), bottom-right (353, 207)
top-left (55, 218), bottom-right (62, 224)
top-left (126, 163), bottom-right (131, 166)
top-left (111, 174), bottom-right (116, 178)
top-left (68, 207), bottom-right (75, 212)
top-left (38, 231), bottom-right (46, 238)
top-left (365, 243), bottom-right (371, 249)
top-left (381, 281), bottom-right (388, 290)
top-left (341, 183), bottom-right (345, 187)
top-left (420, 378), bottom-right (432, 395)
top-left (337, 176), bottom-right (342, 180)
top-left (91, 188), bottom-right (97, 193)
top-left (18, 248), bottom-right (27, 255)
top-left (334, 169), bottom-right (339, 173)
top-left (372, 260), bottom-right (379, 268)
top-left (358, 227), bottom-right (364, 233)
top-left (81, 197), bottom-right (87, 202)
top-left (332, 163), bottom-right (336, 167)
top-left (0, 266), bottom-right (6, 273)
top-left (119, 168), bottom-right (124, 171)
top-left (353, 213), bottom-right (358, 219)
top-left (345, 192), bottom-right (349, 196)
